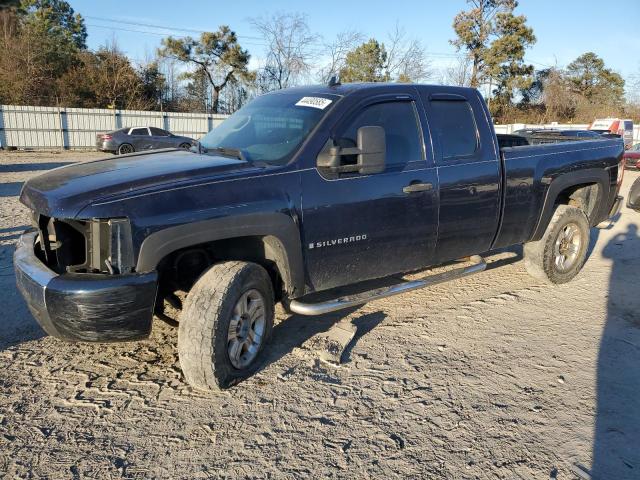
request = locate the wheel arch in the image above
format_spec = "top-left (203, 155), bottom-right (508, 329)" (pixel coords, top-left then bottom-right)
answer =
top-left (136, 213), bottom-right (305, 297)
top-left (531, 169), bottom-right (610, 240)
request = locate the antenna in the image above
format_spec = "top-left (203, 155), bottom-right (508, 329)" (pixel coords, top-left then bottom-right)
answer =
top-left (328, 75), bottom-right (340, 87)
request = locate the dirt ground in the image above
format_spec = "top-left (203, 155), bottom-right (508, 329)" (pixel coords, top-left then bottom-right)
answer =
top-left (0, 151), bottom-right (639, 479)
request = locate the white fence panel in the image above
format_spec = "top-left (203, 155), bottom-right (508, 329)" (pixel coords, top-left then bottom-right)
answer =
top-left (1, 104), bottom-right (638, 150)
top-left (0, 104), bottom-right (229, 150)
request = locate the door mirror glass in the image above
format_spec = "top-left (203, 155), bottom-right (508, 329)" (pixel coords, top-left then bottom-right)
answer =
top-left (317, 125), bottom-right (386, 174)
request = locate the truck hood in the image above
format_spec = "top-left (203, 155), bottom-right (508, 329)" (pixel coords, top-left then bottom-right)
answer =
top-left (20, 149), bottom-right (253, 218)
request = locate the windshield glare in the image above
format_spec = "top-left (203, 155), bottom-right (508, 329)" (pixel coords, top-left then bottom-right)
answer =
top-left (199, 92), bottom-right (338, 165)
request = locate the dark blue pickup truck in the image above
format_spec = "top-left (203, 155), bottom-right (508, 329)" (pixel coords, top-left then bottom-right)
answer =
top-left (14, 82), bottom-right (624, 390)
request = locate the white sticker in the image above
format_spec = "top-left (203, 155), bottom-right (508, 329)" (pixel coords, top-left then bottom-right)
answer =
top-left (295, 96), bottom-right (332, 110)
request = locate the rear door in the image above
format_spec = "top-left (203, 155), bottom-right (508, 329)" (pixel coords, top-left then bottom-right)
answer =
top-left (419, 89), bottom-right (501, 263)
top-left (300, 90), bottom-right (439, 292)
top-left (129, 127), bottom-right (153, 150)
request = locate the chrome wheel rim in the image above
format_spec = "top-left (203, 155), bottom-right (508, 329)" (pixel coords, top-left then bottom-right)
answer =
top-left (553, 223), bottom-right (582, 272)
top-left (227, 289), bottom-right (266, 369)
top-left (119, 144), bottom-right (133, 154)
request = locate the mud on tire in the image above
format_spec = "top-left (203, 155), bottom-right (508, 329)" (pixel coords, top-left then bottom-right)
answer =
top-left (178, 261), bottom-right (274, 391)
top-left (524, 205), bottom-right (590, 284)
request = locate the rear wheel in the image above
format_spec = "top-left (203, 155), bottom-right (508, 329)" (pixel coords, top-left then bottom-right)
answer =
top-left (178, 261), bottom-right (274, 390)
top-left (524, 205), bottom-right (590, 284)
top-left (118, 143), bottom-right (134, 155)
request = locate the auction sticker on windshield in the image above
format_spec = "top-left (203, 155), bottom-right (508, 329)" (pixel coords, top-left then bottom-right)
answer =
top-left (295, 97), bottom-right (333, 109)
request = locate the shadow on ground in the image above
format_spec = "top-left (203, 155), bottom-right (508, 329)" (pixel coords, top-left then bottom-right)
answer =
top-left (590, 223), bottom-right (640, 479)
top-left (0, 182), bottom-right (23, 197)
top-left (0, 243), bottom-right (45, 351)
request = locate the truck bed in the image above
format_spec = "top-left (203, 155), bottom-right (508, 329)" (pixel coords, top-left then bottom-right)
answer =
top-left (492, 137), bottom-right (623, 249)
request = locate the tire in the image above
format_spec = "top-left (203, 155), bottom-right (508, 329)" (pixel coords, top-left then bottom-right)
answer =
top-left (178, 261), bottom-right (274, 391)
top-left (178, 143), bottom-right (191, 150)
top-left (118, 143), bottom-right (134, 155)
top-left (524, 205), bottom-right (590, 284)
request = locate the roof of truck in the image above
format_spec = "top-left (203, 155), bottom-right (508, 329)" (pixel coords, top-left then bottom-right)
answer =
top-left (274, 82), bottom-right (478, 97)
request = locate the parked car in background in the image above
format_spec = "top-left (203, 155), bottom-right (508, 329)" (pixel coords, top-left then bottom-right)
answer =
top-left (588, 118), bottom-right (634, 149)
top-left (623, 143), bottom-right (640, 169)
top-left (96, 127), bottom-right (195, 155)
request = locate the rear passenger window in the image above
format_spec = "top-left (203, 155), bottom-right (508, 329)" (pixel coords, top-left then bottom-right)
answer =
top-left (130, 128), bottom-right (149, 136)
top-left (430, 100), bottom-right (478, 159)
top-left (150, 127), bottom-right (169, 136)
top-left (339, 101), bottom-right (423, 166)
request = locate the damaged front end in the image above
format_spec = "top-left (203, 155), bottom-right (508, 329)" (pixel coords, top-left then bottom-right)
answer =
top-left (33, 214), bottom-right (135, 276)
top-left (14, 214), bottom-right (158, 343)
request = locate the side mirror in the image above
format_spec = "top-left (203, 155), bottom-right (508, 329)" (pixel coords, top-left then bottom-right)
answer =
top-left (317, 126), bottom-right (386, 174)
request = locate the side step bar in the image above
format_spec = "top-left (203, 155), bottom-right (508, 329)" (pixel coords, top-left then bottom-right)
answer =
top-left (289, 255), bottom-right (487, 316)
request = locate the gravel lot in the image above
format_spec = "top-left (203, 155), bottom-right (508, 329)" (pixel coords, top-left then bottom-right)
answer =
top-left (1, 151), bottom-right (639, 479)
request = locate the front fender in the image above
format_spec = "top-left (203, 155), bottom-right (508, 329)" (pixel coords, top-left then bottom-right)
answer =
top-left (136, 212), bottom-right (305, 296)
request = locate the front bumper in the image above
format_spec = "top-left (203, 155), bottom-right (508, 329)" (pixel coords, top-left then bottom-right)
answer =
top-left (14, 231), bottom-right (158, 342)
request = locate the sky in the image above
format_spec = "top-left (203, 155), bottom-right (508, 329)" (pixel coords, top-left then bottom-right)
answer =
top-left (71, 0), bottom-right (640, 84)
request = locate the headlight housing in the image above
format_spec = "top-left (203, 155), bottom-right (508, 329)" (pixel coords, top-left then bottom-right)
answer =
top-left (35, 215), bottom-right (134, 275)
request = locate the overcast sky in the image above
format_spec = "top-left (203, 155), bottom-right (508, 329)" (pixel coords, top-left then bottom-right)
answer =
top-left (72, 0), bottom-right (640, 84)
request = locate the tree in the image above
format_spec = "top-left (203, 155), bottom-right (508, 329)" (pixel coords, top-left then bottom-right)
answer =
top-left (441, 55), bottom-right (473, 87)
top-left (0, 0), bottom-right (87, 105)
top-left (384, 23), bottom-right (431, 83)
top-left (138, 61), bottom-right (166, 109)
top-left (19, 0), bottom-right (86, 50)
top-left (339, 39), bottom-right (389, 83)
top-left (158, 26), bottom-right (254, 113)
top-left (57, 43), bottom-right (153, 109)
top-left (451, 0), bottom-right (535, 92)
top-left (251, 12), bottom-right (318, 92)
top-left (318, 30), bottom-right (364, 83)
top-left (566, 52), bottom-right (625, 107)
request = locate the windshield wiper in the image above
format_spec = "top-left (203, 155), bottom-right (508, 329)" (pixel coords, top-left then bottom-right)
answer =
top-left (203, 146), bottom-right (246, 161)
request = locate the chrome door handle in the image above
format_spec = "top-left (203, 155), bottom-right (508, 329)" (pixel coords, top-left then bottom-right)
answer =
top-left (403, 182), bottom-right (433, 194)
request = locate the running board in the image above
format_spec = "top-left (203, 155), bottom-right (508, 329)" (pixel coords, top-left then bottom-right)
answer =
top-left (289, 255), bottom-right (487, 316)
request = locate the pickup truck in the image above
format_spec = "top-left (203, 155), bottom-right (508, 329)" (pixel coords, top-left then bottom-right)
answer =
top-left (14, 83), bottom-right (624, 391)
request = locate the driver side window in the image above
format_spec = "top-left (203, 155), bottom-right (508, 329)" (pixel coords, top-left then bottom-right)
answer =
top-left (337, 101), bottom-right (423, 167)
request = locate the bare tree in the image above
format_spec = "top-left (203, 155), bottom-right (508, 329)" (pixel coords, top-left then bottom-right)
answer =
top-left (384, 23), bottom-right (431, 82)
top-left (441, 55), bottom-right (473, 86)
top-left (317, 30), bottom-right (364, 83)
top-left (251, 12), bottom-right (318, 92)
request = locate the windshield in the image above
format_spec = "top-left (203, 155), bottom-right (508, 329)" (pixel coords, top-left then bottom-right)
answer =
top-left (199, 92), bottom-right (339, 165)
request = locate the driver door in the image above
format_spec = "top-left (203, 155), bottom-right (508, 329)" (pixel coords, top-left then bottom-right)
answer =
top-left (300, 94), bottom-right (439, 293)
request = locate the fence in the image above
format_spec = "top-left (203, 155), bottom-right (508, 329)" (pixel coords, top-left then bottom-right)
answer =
top-left (0, 105), bottom-right (228, 150)
top-left (0, 104), bottom-right (638, 150)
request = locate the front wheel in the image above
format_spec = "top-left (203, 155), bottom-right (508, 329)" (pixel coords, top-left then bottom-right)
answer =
top-left (524, 205), bottom-right (590, 284)
top-left (178, 261), bottom-right (274, 390)
top-left (178, 142), bottom-right (191, 150)
top-left (118, 143), bottom-right (135, 155)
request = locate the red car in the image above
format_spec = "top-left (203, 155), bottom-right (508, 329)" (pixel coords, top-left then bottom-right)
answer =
top-left (623, 143), bottom-right (640, 169)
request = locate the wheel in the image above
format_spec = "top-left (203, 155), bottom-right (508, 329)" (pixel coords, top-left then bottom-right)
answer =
top-left (118, 143), bottom-right (134, 155)
top-left (524, 205), bottom-right (590, 284)
top-left (178, 261), bottom-right (274, 390)
top-left (178, 143), bottom-right (191, 150)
